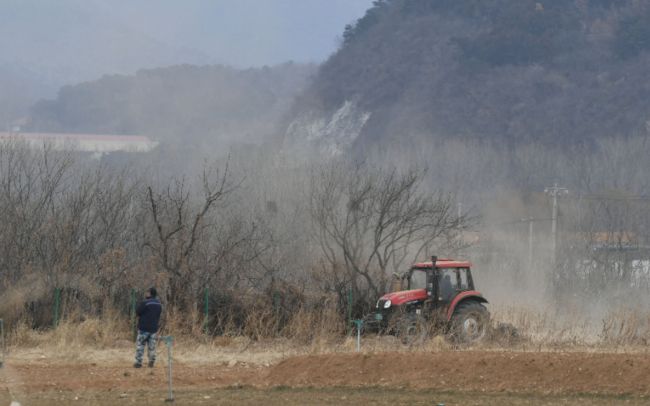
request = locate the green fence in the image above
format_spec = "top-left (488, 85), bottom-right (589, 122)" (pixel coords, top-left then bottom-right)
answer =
top-left (41, 285), bottom-right (353, 338)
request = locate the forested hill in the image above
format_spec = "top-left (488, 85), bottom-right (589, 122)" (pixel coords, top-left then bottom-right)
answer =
top-left (287, 0), bottom-right (650, 149)
top-left (26, 63), bottom-right (315, 145)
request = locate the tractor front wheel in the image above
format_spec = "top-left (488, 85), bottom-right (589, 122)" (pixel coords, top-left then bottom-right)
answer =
top-left (395, 314), bottom-right (427, 346)
top-left (449, 301), bottom-right (489, 344)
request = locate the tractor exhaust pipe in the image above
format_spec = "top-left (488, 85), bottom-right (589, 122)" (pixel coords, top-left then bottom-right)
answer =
top-left (427, 255), bottom-right (437, 298)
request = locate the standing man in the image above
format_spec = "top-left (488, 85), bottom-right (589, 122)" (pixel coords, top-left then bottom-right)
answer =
top-left (134, 287), bottom-right (162, 368)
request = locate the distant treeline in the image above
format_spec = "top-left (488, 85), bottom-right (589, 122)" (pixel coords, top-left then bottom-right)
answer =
top-left (26, 63), bottom-right (315, 145)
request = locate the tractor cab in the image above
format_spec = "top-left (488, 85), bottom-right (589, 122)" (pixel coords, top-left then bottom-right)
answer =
top-left (407, 259), bottom-right (475, 302)
top-left (371, 256), bottom-right (489, 343)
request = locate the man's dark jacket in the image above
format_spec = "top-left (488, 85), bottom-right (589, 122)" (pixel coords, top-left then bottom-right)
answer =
top-left (136, 297), bottom-right (162, 333)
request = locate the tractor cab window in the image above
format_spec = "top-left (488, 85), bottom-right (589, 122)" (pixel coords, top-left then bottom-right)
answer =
top-left (459, 268), bottom-right (469, 290)
top-left (409, 268), bottom-right (427, 290)
top-left (439, 268), bottom-right (458, 301)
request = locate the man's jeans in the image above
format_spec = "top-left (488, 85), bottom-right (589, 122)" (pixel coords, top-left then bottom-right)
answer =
top-left (135, 330), bottom-right (157, 365)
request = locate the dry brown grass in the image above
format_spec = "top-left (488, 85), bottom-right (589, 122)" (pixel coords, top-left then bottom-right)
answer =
top-left (3, 301), bottom-right (649, 366)
top-left (0, 274), bottom-right (47, 327)
top-left (282, 306), bottom-right (344, 343)
top-left (9, 311), bottom-right (130, 349)
top-left (489, 304), bottom-right (650, 352)
top-left (600, 308), bottom-right (650, 346)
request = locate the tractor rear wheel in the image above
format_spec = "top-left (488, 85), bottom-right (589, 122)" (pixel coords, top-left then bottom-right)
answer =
top-left (449, 301), bottom-right (489, 344)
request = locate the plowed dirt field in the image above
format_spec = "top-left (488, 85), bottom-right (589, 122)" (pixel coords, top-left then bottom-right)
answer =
top-left (1, 350), bottom-right (649, 404)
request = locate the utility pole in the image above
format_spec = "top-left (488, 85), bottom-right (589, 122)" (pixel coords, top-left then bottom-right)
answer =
top-left (524, 217), bottom-right (534, 270)
top-left (544, 183), bottom-right (568, 264)
top-left (457, 201), bottom-right (463, 255)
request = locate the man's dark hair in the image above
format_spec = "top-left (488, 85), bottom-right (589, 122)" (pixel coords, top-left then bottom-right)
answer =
top-left (148, 287), bottom-right (157, 298)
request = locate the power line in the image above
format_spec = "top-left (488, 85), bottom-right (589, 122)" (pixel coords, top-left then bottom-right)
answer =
top-left (570, 194), bottom-right (650, 202)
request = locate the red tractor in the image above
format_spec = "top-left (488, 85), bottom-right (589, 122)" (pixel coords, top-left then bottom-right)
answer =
top-left (370, 256), bottom-right (490, 344)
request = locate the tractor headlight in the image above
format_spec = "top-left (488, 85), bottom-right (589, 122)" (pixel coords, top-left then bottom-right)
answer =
top-left (383, 300), bottom-right (392, 309)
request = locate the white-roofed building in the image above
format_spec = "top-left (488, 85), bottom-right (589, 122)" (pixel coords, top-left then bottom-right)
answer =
top-left (0, 132), bottom-right (158, 154)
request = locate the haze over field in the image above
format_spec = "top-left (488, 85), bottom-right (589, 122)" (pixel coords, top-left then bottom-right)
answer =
top-left (0, 0), bottom-right (372, 125)
top-left (0, 0), bottom-right (649, 357)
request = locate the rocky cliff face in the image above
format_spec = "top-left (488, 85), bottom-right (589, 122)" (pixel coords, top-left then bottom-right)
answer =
top-left (282, 101), bottom-right (371, 157)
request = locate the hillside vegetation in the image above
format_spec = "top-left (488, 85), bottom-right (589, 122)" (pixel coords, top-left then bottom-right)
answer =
top-left (27, 1), bottom-right (650, 149)
top-left (27, 63), bottom-right (315, 145)
top-left (296, 0), bottom-right (650, 146)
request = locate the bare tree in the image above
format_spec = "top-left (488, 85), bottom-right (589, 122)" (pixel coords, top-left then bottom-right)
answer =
top-left (0, 142), bottom-right (74, 286)
top-left (310, 162), bottom-right (466, 310)
top-left (143, 159), bottom-right (269, 310)
top-left (144, 161), bottom-right (235, 303)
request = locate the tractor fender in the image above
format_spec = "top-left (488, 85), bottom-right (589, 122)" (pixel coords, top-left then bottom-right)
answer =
top-left (446, 291), bottom-right (488, 321)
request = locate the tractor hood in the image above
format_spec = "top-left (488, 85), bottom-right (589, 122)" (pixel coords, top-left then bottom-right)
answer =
top-left (379, 289), bottom-right (428, 306)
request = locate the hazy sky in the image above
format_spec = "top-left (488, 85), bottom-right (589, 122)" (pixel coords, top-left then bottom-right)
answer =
top-left (102, 0), bottom-right (375, 67)
top-left (0, 0), bottom-right (374, 99)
